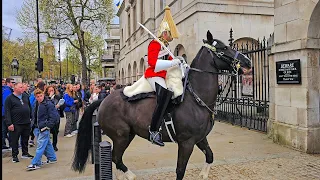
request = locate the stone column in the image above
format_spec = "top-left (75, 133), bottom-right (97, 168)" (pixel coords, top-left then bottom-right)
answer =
top-left (268, 0), bottom-right (320, 153)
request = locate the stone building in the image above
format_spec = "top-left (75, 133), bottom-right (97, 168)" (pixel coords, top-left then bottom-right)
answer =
top-left (116, 0), bottom-right (274, 84)
top-left (268, 0), bottom-right (319, 153)
top-left (115, 0), bottom-right (320, 154)
top-left (100, 24), bottom-right (120, 83)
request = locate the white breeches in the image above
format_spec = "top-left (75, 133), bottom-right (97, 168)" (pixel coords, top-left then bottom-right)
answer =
top-left (147, 77), bottom-right (167, 91)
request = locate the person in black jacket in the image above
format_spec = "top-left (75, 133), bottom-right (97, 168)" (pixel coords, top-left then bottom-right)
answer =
top-left (4, 82), bottom-right (34, 163)
top-left (26, 89), bottom-right (58, 171)
top-left (99, 83), bottom-right (108, 99)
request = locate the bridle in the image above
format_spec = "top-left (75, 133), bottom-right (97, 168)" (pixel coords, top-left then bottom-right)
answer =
top-left (189, 42), bottom-right (242, 76)
top-left (183, 41), bottom-right (243, 114)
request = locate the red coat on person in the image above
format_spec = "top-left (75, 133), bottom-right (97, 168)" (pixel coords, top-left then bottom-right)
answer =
top-left (144, 40), bottom-right (172, 79)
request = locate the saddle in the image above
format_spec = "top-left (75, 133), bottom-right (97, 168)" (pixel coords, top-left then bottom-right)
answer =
top-left (120, 65), bottom-right (184, 102)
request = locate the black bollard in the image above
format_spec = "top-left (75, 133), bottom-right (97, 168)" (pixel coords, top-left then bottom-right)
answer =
top-left (99, 141), bottom-right (113, 180)
top-left (93, 122), bottom-right (102, 180)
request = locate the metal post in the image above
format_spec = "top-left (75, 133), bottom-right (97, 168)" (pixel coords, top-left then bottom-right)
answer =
top-left (36, 0), bottom-right (42, 77)
top-left (36, 0), bottom-right (40, 60)
top-left (99, 141), bottom-right (113, 180)
top-left (93, 122), bottom-right (102, 180)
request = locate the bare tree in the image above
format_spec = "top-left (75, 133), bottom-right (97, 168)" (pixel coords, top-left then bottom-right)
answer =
top-left (17, 0), bottom-right (114, 84)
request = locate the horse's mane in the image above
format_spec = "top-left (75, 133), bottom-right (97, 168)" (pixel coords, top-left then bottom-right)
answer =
top-left (190, 46), bottom-right (204, 67)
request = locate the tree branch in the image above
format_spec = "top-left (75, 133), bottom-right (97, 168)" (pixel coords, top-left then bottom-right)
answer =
top-left (40, 31), bottom-right (80, 50)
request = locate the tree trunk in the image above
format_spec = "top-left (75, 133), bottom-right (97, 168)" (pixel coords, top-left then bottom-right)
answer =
top-left (77, 30), bottom-right (88, 85)
top-left (80, 49), bottom-right (87, 85)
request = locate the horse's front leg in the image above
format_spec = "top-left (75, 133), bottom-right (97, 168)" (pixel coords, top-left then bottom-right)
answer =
top-left (176, 140), bottom-right (195, 180)
top-left (196, 137), bottom-right (214, 179)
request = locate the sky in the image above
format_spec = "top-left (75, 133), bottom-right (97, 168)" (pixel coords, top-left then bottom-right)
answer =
top-left (2, 0), bottom-right (24, 40)
top-left (2, 0), bottom-right (121, 58)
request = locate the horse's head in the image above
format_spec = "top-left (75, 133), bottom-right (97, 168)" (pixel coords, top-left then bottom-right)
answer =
top-left (202, 30), bottom-right (252, 74)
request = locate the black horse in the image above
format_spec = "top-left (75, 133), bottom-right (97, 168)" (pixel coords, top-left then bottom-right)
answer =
top-left (72, 30), bottom-right (252, 180)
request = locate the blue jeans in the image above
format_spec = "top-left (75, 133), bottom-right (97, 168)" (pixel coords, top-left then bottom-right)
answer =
top-left (31, 128), bottom-right (57, 166)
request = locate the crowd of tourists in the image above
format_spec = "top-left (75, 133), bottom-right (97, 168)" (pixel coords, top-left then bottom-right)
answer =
top-left (2, 77), bottom-right (118, 171)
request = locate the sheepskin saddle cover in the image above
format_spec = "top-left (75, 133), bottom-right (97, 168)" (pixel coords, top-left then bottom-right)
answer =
top-left (121, 66), bottom-right (183, 101)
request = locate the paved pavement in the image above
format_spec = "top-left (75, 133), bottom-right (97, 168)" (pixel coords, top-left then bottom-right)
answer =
top-left (2, 118), bottom-right (320, 180)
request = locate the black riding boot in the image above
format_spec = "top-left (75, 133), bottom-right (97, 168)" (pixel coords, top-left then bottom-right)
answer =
top-left (149, 83), bottom-right (173, 146)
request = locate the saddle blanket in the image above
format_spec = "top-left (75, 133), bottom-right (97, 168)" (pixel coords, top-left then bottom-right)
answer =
top-left (122, 65), bottom-right (184, 100)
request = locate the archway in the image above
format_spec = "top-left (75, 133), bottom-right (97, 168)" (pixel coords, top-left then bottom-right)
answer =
top-left (174, 44), bottom-right (187, 62)
top-left (233, 37), bottom-right (259, 51)
top-left (118, 70), bottom-right (121, 84)
top-left (121, 68), bottom-right (125, 85)
top-left (139, 58), bottom-right (145, 78)
top-left (233, 37), bottom-right (264, 100)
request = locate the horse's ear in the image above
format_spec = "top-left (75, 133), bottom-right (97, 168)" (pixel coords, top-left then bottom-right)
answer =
top-left (207, 30), bottom-right (213, 43)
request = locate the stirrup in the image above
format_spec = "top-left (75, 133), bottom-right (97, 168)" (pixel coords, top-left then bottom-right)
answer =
top-left (149, 129), bottom-right (164, 146)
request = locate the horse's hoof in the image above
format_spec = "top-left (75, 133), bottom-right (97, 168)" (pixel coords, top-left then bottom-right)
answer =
top-left (199, 171), bottom-right (208, 179)
top-left (198, 162), bottom-right (212, 179)
top-left (125, 169), bottom-right (136, 180)
top-left (115, 169), bottom-right (125, 180)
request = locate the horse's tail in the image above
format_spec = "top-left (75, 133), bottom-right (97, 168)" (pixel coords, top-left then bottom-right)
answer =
top-left (72, 99), bottom-right (103, 173)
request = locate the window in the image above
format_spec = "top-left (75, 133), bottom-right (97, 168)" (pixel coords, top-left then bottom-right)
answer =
top-left (128, 13), bottom-right (131, 37)
top-left (121, 29), bottom-right (124, 47)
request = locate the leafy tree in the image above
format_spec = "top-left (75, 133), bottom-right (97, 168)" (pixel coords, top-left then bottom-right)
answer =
top-left (2, 35), bottom-right (61, 82)
top-left (17, 0), bottom-right (114, 85)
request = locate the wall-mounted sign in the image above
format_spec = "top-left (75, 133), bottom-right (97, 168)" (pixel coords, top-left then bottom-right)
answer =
top-left (276, 59), bottom-right (301, 84)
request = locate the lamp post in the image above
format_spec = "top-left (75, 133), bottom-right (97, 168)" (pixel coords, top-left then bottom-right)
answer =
top-left (35, 0), bottom-right (42, 78)
top-left (58, 34), bottom-right (62, 83)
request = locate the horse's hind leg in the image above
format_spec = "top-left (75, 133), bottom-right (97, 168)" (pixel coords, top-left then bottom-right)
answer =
top-left (113, 133), bottom-right (136, 180)
top-left (196, 137), bottom-right (214, 179)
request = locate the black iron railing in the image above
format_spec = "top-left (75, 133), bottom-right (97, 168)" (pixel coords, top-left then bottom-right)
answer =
top-left (215, 28), bottom-right (270, 133)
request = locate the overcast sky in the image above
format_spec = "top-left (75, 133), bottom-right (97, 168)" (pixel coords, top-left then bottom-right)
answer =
top-left (2, 0), bottom-right (121, 58)
top-left (2, 0), bottom-right (120, 40)
top-left (2, 0), bottom-right (24, 39)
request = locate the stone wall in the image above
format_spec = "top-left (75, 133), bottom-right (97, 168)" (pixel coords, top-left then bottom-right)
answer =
top-left (268, 0), bottom-right (320, 153)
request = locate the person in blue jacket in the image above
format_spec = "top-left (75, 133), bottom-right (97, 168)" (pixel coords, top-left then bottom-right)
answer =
top-left (63, 84), bottom-right (78, 137)
top-left (26, 89), bottom-right (58, 171)
top-left (2, 78), bottom-right (14, 149)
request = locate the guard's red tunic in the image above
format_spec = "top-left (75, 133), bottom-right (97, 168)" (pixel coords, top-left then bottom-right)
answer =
top-left (144, 40), bottom-right (172, 79)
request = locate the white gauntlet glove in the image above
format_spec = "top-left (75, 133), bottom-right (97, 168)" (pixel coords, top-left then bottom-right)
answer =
top-left (154, 58), bottom-right (181, 72)
top-left (171, 58), bottom-right (181, 67)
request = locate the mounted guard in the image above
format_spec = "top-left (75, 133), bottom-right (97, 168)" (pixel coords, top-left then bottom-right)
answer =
top-left (145, 6), bottom-right (181, 146)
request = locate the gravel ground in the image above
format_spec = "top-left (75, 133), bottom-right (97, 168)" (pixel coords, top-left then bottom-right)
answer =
top-left (3, 119), bottom-right (320, 180)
